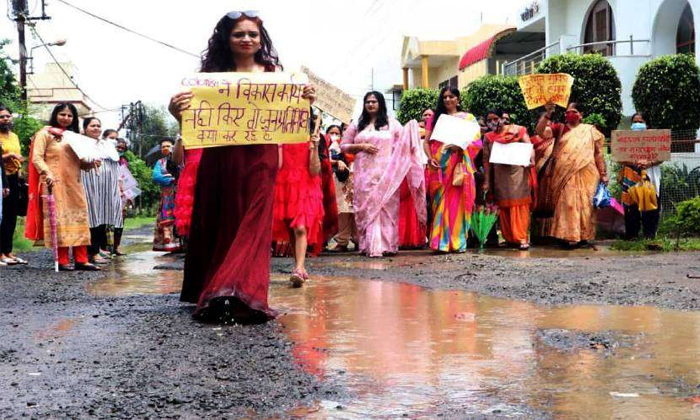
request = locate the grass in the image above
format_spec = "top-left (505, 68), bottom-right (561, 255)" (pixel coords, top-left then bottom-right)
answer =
top-left (11, 216), bottom-right (156, 253)
top-left (611, 236), bottom-right (700, 252)
top-left (123, 216), bottom-right (156, 230)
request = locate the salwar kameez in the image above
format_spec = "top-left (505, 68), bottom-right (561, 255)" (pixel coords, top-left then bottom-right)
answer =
top-left (27, 128), bottom-right (91, 263)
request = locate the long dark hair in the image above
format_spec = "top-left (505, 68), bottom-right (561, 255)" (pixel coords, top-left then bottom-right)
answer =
top-left (49, 103), bottom-right (80, 133)
top-left (200, 15), bottom-right (281, 73)
top-left (431, 86), bottom-right (463, 130)
top-left (82, 116), bottom-right (100, 132)
top-left (357, 91), bottom-right (389, 132)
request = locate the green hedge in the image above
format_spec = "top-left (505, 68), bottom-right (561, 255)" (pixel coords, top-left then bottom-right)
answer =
top-left (632, 54), bottom-right (700, 131)
top-left (537, 53), bottom-right (622, 134)
top-left (396, 88), bottom-right (439, 124)
top-left (463, 75), bottom-right (536, 129)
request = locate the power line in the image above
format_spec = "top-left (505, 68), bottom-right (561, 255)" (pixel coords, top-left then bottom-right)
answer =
top-left (55, 0), bottom-right (199, 58)
top-left (24, 17), bottom-right (110, 110)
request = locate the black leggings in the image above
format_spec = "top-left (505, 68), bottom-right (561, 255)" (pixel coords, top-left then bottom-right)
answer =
top-left (624, 204), bottom-right (660, 240)
top-left (1, 174), bottom-right (19, 254)
top-left (89, 225), bottom-right (108, 256)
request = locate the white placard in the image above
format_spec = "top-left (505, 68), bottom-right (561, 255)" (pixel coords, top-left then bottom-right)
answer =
top-left (63, 132), bottom-right (119, 162)
top-left (489, 141), bottom-right (533, 167)
top-left (430, 114), bottom-right (481, 150)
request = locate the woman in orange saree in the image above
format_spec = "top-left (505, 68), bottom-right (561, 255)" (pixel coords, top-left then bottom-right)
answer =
top-left (536, 102), bottom-right (608, 246)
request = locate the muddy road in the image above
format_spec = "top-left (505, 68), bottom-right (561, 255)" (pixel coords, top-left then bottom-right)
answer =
top-left (2, 228), bottom-right (700, 418)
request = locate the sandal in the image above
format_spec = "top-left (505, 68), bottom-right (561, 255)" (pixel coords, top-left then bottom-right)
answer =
top-left (289, 269), bottom-right (305, 288)
top-left (75, 263), bottom-right (101, 271)
top-left (518, 243), bottom-right (530, 251)
top-left (11, 257), bottom-right (28, 265)
top-left (0, 257), bottom-right (17, 265)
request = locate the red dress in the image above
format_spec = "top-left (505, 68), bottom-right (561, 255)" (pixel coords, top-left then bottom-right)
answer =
top-left (174, 148), bottom-right (203, 238)
top-left (272, 142), bottom-right (324, 247)
top-left (180, 144), bottom-right (278, 322)
top-left (319, 135), bottom-right (339, 243)
top-left (398, 178), bottom-right (426, 248)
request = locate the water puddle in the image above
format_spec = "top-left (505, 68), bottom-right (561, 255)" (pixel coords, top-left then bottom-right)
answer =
top-left (272, 276), bottom-right (700, 418)
top-left (84, 247), bottom-right (698, 417)
top-left (86, 251), bottom-right (182, 297)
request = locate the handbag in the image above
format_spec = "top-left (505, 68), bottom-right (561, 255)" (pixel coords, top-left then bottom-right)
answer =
top-left (593, 182), bottom-right (611, 209)
top-left (17, 177), bottom-right (29, 217)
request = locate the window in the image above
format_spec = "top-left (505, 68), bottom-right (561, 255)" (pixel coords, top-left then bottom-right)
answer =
top-left (439, 76), bottom-right (459, 90)
top-left (677, 3), bottom-right (695, 55)
top-left (584, 0), bottom-right (615, 56)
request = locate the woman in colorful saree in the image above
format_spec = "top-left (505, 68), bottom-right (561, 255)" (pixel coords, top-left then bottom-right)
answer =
top-left (152, 138), bottom-right (181, 253)
top-left (341, 91), bottom-right (425, 258)
top-left (482, 109), bottom-right (534, 250)
top-left (170, 11), bottom-right (315, 323)
top-left (423, 86), bottom-right (479, 253)
top-left (535, 102), bottom-right (608, 247)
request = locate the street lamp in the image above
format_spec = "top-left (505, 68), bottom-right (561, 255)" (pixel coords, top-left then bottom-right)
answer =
top-left (28, 39), bottom-right (67, 75)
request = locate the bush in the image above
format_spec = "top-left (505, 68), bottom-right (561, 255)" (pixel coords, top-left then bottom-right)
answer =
top-left (396, 88), bottom-right (439, 124)
top-left (13, 111), bottom-right (43, 156)
top-left (463, 75), bottom-right (537, 129)
top-left (537, 53), bottom-right (622, 134)
top-left (582, 113), bottom-right (606, 132)
top-left (632, 54), bottom-right (700, 131)
top-left (675, 196), bottom-right (700, 235)
top-left (660, 163), bottom-right (700, 207)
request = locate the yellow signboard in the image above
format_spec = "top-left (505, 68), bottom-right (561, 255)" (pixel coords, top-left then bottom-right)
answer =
top-left (518, 73), bottom-right (574, 110)
top-left (181, 72), bottom-right (311, 148)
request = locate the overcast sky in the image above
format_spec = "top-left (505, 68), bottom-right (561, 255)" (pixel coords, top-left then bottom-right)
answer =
top-left (1, 0), bottom-right (522, 129)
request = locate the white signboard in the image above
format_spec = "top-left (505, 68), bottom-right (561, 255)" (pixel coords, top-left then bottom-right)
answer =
top-left (489, 141), bottom-right (533, 167)
top-left (430, 114), bottom-right (481, 150)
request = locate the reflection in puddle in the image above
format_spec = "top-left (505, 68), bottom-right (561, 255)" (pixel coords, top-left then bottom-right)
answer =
top-left (272, 276), bottom-right (700, 418)
top-left (86, 251), bottom-right (183, 297)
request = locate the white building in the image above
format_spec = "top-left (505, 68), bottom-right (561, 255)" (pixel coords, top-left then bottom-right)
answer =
top-left (504, 0), bottom-right (697, 117)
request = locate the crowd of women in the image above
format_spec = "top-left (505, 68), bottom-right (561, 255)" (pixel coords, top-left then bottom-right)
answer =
top-left (0, 103), bottom-right (134, 271)
top-left (0, 10), bottom-right (661, 325)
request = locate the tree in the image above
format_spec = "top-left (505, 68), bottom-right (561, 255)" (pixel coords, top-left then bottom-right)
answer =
top-left (632, 54), bottom-right (700, 131)
top-left (537, 53), bottom-right (622, 134)
top-left (0, 39), bottom-right (20, 111)
top-left (0, 39), bottom-right (42, 154)
top-left (134, 104), bottom-right (179, 158)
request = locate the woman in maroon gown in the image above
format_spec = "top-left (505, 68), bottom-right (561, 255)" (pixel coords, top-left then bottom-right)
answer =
top-left (169, 11), bottom-right (316, 323)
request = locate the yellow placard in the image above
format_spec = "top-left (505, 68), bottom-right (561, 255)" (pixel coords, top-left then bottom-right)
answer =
top-left (181, 72), bottom-right (311, 148)
top-left (518, 73), bottom-right (574, 110)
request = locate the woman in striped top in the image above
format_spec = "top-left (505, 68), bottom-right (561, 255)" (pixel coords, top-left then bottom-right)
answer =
top-left (81, 117), bottom-right (123, 264)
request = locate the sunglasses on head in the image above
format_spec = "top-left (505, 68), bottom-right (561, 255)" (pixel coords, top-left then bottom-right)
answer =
top-left (226, 10), bottom-right (260, 20)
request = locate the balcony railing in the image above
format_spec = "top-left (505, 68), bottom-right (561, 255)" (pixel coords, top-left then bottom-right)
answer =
top-left (566, 36), bottom-right (651, 57)
top-left (502, 42), bottom-right (561, 77)
top-left (502, 36), bottom-right (651, 77)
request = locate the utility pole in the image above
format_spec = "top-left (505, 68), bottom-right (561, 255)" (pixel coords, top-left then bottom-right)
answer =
top-left (11, 0), bottom-right (51, 103)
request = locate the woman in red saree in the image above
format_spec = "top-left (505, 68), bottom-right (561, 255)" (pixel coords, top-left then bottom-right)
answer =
top-left (169, 11), bottom-right (316, 323)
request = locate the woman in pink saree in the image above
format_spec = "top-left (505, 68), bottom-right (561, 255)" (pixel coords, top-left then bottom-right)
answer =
top-left (341, 91), bottom-right (426, 258)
